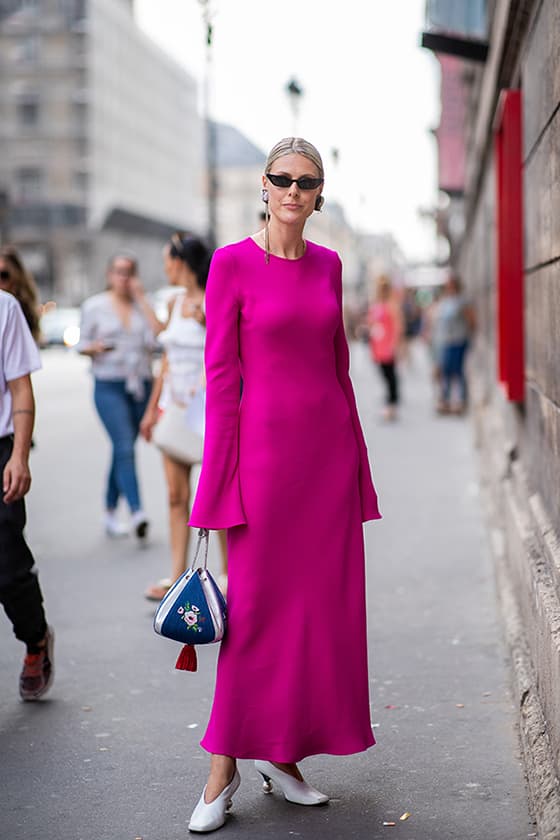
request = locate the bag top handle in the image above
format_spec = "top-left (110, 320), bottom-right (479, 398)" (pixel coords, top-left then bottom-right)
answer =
top-left (189, 528), bottom-right (209, 572)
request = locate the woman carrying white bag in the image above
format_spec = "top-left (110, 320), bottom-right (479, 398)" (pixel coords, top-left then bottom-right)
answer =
top-left (140, 233), bottom-right (228, 601)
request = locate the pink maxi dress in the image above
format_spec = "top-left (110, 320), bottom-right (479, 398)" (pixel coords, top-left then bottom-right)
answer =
top-left (189, 236), bottom-right (381, 763)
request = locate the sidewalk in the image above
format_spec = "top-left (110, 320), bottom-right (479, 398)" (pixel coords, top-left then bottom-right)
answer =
top-left (0, 344), bottom-right (533, 840)
top-left (355, 340), bottom-right (533, 839)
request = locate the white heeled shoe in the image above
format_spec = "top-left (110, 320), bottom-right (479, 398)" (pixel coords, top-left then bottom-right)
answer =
top-left (254, 760), bottom-right (329, 805)
top-left (188, 769), bottom-right (241, 833)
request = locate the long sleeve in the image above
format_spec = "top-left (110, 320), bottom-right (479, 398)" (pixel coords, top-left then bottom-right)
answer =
top-left (76, 297), bottom-right (97, 351)
top-left (333, 256), bottom-right (381, 522)
top-left (189, 248), bottom-right (247, 529)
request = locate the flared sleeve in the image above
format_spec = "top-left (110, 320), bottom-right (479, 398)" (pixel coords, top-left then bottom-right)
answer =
top-left (333, 255), bottom-right (382, 522)
top-left (189, 248), bottom-right (247, 529)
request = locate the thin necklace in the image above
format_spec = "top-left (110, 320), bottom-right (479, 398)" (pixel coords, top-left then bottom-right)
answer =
top-left (263, 230), bottom-right (306, 260)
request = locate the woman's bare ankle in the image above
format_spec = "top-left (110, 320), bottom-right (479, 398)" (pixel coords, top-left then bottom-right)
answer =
top-left (204, 755), bottom-right (236, 803)
top-left (272, 761), bottom-right (303, 781)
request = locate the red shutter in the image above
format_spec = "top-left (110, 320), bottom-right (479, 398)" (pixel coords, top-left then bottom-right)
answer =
top-left (494, 89), bottom-right (524, 402)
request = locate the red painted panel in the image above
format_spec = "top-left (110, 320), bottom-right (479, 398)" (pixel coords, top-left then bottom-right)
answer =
top-left (494, 90), bottom-right (525, 402)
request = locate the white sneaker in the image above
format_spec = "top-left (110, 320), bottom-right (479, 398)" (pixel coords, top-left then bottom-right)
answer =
top-left (131, 510), bottom-right (149, 540)
top-left (104, 512), bottom-right (129, 538)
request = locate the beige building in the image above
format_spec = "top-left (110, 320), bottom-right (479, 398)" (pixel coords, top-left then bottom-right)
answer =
top-left (0, 0), bottom-right (204, 301)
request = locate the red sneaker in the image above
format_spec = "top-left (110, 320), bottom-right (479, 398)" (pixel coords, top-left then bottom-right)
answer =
top-left (19, 626), bottom-right (55, 701)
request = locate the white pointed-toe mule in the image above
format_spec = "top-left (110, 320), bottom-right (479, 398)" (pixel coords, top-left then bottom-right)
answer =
top-left (254, 760), bottom-right (329, 805)
top-left (188, 769), bottom-right (241, 833)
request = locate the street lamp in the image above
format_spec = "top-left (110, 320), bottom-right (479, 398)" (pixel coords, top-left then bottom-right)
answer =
top-left (285, 77), bottom-right (303, 136)
top-left (198, 1), bottom-right (218, 248)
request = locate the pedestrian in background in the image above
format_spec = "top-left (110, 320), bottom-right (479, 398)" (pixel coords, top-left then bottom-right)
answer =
top-left (0, 289), bottom-right (54, 701)
top-left (435, 273), bottom-right (476, 415)
top-left (400, 285), bottom-right (422, 365)
top-left (140, 233), bottom-right (228, 601)
top-left (186, 136), bottom-right (381, 834)
top-left (402, 286), bottom-right (422, 343)
top-left (368, 274), bottom-right (403, 421)
top-left (77, 253), bottom-right (160, 539)
top-left (421, 285), bottom-right (445, 393)
top-left (0, 245), bottom-right (41, 342)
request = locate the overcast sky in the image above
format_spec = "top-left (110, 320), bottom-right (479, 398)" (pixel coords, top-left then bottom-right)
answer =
top-left (134, 0), bottom-right (440, 262)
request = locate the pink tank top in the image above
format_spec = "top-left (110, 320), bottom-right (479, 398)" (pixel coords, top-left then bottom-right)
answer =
top-left (368, 302), bottom-right (398, 363)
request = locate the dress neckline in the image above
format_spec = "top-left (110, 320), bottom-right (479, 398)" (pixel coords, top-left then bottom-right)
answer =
top-left (247, 236), bottom-right (308, 262)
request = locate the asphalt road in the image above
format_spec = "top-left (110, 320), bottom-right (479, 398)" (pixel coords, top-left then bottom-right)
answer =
top-left (0, 343), bottom-right (534, 840)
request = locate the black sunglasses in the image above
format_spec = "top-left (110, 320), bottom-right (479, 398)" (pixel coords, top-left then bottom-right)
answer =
top-left (266, 173), bottom-right (323, 191)
top-left (0, 270), bottom-right (11, 281)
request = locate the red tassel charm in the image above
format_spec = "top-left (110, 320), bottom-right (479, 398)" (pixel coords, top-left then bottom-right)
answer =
top-left (175, 644), bottom-right (197, 672)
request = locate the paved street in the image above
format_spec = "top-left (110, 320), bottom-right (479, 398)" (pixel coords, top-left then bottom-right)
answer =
top-left (0, 343), bottom-right (533, 840)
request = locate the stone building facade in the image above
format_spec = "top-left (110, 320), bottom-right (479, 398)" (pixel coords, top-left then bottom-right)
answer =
top-left (427, 1), bottom-right (560, 835)
top-left (0, 0), bottom-right (204, 300)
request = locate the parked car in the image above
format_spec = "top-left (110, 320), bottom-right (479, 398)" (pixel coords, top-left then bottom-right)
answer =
top-left (40, 305), bottom-right (81, 348)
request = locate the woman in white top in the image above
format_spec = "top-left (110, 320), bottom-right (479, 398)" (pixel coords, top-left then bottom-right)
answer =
top-left (140, 233), bottom-right (227, 600)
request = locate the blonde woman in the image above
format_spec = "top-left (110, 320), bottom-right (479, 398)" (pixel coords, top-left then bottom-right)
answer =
top-left (368, 275), bottom-right (403, 421)
top-left (184, 138), bottom-right (381, 833)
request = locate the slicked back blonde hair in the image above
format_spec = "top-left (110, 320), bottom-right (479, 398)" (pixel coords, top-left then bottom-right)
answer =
top-left (265, 137), bottom-right (324, 179)
top-left (262, 138), bottom-right (324, 264)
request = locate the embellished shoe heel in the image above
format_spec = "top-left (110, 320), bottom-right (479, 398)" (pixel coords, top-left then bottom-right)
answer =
top-left (259, 772), bottom-right (273, 794)
top-left (254, 760), bottom-right (329, 806)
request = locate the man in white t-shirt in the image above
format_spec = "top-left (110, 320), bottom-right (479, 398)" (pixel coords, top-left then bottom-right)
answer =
top-left (0, 289), bottom-right (54, 700)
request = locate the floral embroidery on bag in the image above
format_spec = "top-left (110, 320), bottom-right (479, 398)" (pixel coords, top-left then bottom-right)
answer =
top-left (177, 602), bottom-right (205, 632)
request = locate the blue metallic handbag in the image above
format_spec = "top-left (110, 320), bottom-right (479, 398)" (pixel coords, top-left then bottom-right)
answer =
top-left (153, 529), bottom-right (226, 671)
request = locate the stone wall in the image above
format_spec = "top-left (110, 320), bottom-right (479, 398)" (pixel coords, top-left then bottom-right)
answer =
top-left (457, 0), bottom-right (560, 832)
top-left (522, 0), bottom-right (560, 536)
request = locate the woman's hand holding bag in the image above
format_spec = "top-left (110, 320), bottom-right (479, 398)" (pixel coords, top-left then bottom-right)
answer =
top-left (153, 528), bottom-right (226, 672)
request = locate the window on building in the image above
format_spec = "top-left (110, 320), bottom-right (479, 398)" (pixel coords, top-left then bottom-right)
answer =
top-left (71, 100), bottom-right (87, 130)
top-left (16, 34), bottom-right (40, 62)
top-left (57, 0), bottom-right (86, 23)
top-left (75, 138), bottom-right (88, 157)
top-left (73, 0), bottom-right (86, 20)
top-left (72, 32), bottom-right (87, 63)
top-left (19, 0), bottom-right (40, 12)
top-left (16, 167), bottom-right (43, 201)
top-left (0, 1), bottom-right (38, 21)
top-left (17, 97), bottom-right (40, 126)
top-left (73, 171), bottom-right (88, 192)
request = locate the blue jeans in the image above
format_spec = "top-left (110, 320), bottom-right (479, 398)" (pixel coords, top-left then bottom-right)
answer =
top-left (441, 341), bottom-right (468, 404)
top-left (94, 379), bottom-right (151, 513)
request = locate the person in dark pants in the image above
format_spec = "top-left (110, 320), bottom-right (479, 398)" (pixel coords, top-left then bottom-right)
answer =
top-left (435, 274), bottom-right (476, 415)
top-left (368, 275), bottom-right (403, 421)
top-left (378, 360), bottom-right (399, 406)
top-left (0, 289), bottom-right (54, 701)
